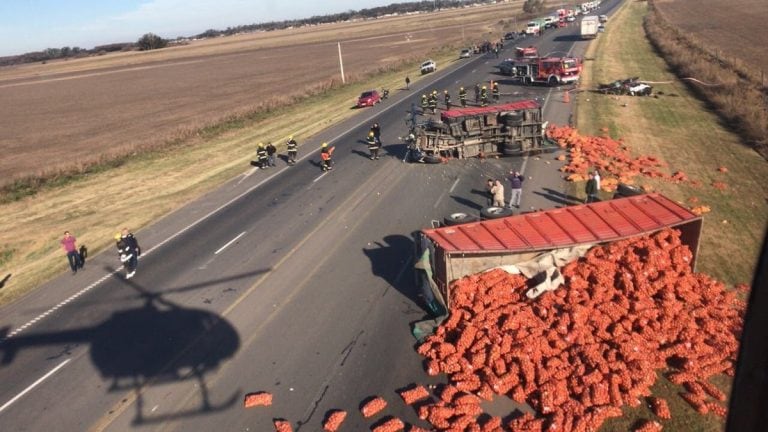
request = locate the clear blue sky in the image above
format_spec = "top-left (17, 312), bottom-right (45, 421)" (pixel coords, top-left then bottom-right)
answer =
top-left (0, 0), bottom-right (395, 56)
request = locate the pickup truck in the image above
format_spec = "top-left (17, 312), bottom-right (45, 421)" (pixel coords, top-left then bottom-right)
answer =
top-left (420, 60), bottom-right (437, 75)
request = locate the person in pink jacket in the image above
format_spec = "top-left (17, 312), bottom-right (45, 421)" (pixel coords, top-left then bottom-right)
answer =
top-left (60, 231), bottom-right (83, 274)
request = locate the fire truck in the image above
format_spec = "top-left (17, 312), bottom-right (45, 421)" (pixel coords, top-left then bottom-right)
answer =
top-left (515, 46), bottom-right (539, 59)
top-left (497, 56), bottom-right (582, 86)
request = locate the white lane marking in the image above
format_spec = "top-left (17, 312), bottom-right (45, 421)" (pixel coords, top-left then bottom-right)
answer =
top-left (434, 190), bottom-right (447, 208)
top-left (0, 359), bottom-right (71, 414)
top-left (312, 172), bottom-right (327, 183)
top-left (449, 178), bottom-right (460, 193)
top-left (0, 42), bottom-right (481, 342)
top-left (214, 232), bottom-right (246, 255)
top-left (236, 167), bottom-right (259, 186)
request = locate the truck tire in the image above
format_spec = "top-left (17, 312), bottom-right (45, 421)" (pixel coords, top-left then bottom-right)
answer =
top-left (443, 212), bottom-right (478, 226)
top-left (524, 77), bottom-right (533, 86)
top-left (480, 206), bottom-right (514, 219)
top-left (423, 155), bottom-right (441, 164)
top-left (614, 183), bottom-right (644, 198)
top-left (548, 76), bottom-right (559, 86)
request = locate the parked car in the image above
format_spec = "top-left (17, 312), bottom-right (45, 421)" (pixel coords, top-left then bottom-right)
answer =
top-left (504, 32), bottom-right (517, 40)
top-left (420, 60), bottom-right (437, 74)
top-left (598, 24), bottom-right (605, 32)
top-left (567, 16), bottom-right (576, 22)
top-left (459, 48), bottom-right (472, 59)
top-left (357, 90), bottom-right (381, 108)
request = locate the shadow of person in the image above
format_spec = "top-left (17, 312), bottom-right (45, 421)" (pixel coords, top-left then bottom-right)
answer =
top-left (0, 270), bottom-right (245, 426)
top-left (382, 143), bottom-right (407, 158)
top-left (450, 194), bottom-right (484, 211)
top-left (0, 273), bottom-right (10, 290)
top-left (362, 234), bottom-right (426, 310)
top-left (534, 187), bottom-right (582, 206)
top-left (351, 149), bottom-right (372, 159)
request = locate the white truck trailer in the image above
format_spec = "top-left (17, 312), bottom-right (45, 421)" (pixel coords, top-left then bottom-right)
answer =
top-left (580, 15), bottom-right (599, 39)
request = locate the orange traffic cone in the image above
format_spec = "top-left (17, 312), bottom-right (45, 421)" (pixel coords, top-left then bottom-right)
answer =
top-left (563, 91), bottom-right (570, 103)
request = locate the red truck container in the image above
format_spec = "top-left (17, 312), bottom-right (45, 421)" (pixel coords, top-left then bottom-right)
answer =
top-left (416, 193), bottom-right (703, 309)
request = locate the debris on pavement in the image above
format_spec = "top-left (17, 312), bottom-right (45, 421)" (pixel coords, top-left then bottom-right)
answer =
top-left (273, 419), bottom-right (293, 432)
top-left (371, 416), bottom-right (405, 432)
top-left (398, 385), bottom-right (430, 405)
top-left (244, 391), bottom-right (273, 408)
top-left (361, 396), bottom-right (388, 418)
top-left (323, 410), bottom-right (347, 431)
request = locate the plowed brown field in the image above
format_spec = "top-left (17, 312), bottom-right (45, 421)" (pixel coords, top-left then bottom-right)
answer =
top-left (654, 0), bottom-right (768, 72)
top-left (0, 1), bottom-right (531, 187)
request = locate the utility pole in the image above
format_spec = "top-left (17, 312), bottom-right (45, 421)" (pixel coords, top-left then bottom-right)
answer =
top-left (337, 42), bottom-right (345, 84)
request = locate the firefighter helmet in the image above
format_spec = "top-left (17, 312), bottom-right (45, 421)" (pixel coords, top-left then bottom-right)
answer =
top-left (460, 87), bottom-right (464, 91)
top-left (114, 233), bottom-right (122, 241)
top-left (288, 135), bottom-right (293, 140)
top-left (368, 131), bottom-right (375, 137)
top-left (432, 90), bottom-right (437, 94)
top-left (482, 86), bottom-right (487, 89)
top-left (322, 142), bottom-right (328, 148)
top-left (258, 142), bottom-right (264, 147)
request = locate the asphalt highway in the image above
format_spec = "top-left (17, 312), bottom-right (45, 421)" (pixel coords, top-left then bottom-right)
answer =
top-left (0, 1), bottom-right (624, 430)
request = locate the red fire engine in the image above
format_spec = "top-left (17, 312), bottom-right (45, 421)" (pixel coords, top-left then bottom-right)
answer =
top-left (498, 56), bottom-right (582, 86)
top-left (515, 46), bottom-right (539, 59)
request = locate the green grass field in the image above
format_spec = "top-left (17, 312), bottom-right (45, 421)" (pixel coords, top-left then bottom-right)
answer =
top-left (576, 1), bottom-right (768, 430)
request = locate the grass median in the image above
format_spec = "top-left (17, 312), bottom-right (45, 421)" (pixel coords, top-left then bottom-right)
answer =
top-left (575, 1), bottom-right (768, 430)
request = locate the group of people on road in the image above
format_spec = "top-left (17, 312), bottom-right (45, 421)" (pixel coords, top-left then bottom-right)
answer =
top-left (419, 80), bottom-right (502, 114)
top-left (60, 227), bottom-right (140, 279)
top-left (485, 170), bottom-right (525, 209)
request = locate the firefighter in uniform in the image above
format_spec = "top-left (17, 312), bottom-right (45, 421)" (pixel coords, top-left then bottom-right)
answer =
top-left (371, 122), bottom-right (382, 145)
top-left (421, 94), bottom-right (429, 113)
top-left (474, 83), bottom-right (481, 103)
top-left (428, 90), bottom-right (438, 114)
top-left (459, 87), bottom-right (467, 107)
top-left (492, 81), bottom-right (500, 102)
top-left (366, 131), bottom-right (380, 160)
top-left (480, 86), bottom-right (488, 106)
top-left (256, 143), bottom-right (268, 169)
top-left (320, 143), bottom-right (334, 171)
top-left (286, 135), bottom-right (298, 165)
top-left (443, 90), bottom-right (451, 111)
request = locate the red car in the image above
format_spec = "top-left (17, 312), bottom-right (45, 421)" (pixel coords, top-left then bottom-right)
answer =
top-left (357, 90), bottom-right (381, 108)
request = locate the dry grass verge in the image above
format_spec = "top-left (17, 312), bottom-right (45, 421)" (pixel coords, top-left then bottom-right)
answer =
top-left (576, 2), bottom-right (767, 429)
top-left (644, 0), bottom-right (768, 158)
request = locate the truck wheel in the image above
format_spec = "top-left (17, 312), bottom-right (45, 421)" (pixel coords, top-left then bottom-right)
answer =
top-left (614, 183), bottom-right (644, 198)
top-left (444, 212), bottom-right (477, 226)
top-left (548, 76), bottom-right (559, 86)
top-left (423, 155), bottom-right (441, 164)
top-left (481, 206), bottom-right (514, 219)
top-left (524, 77), bottom-right (532, 86)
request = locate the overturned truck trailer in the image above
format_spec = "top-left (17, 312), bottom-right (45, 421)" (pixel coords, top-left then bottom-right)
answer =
top-left (416, 100), bottom-right (555, 159)
top-left (415, 194), bottom-right (703, 312)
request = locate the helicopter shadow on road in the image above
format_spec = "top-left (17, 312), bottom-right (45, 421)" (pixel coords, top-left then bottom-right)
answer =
top-left (0, 266), bottom-right (270, 426)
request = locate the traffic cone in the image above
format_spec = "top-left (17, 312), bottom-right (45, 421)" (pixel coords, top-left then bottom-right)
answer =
top-left (563, 91), bottom-right (570, 103)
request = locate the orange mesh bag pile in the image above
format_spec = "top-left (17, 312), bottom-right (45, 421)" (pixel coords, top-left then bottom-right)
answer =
top-left (416, 228), bottom-right (745, 431)
top-left (547, 125), bottom-right (671, 190)
top-left (323, 410), bottom-right (347, 431)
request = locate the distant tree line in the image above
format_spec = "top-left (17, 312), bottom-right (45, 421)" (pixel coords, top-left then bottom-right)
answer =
top-left (195, 0), bottom-right (497, 38)
top-left (0, 0), bottom-right (499, 67)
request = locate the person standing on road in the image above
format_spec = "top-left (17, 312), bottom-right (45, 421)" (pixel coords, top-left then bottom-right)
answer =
top-left (491, 179), bottom-right (505, 207)
top-left (480, 86), bottom-right (488, 106)
top-left (266, 142), bottom-right (277, 167)
top-left (428, 90), bottom-right (438, 114)
top-left (492, 82), bottom-right (500, 102)
top-left (320, 143), bottom-right (335, 171)
top-left (256, 143), bottom-right (268, 169)
top-left (459, 87), bottom-right (467, 107)
top-left (405, 76), bottom-right (411, 90)
top-left (421, 94), bottom-right (429, 113)
top-left (485, 179), bottom-right (495, 206)
top-left (474, 84), bottom-right (481, 104)
top-left (61, 231), bottom-right (83, 274)
top-left (371, 122), bottom-right (382, 145)
top-left (585, 172), bottom-right (598, 203)
top-left (508, 170), bottom-right (524, 208)
top-left (366, 131), bottom-right (380, 160)
top-left (286, 136), bottom-right (298, 165)
top-left (121, 228), bottom-right (140, 278)
top-left (444, 90), bottom-right (452, 110)
top-left (593, 169), bottom-right (601, 199)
